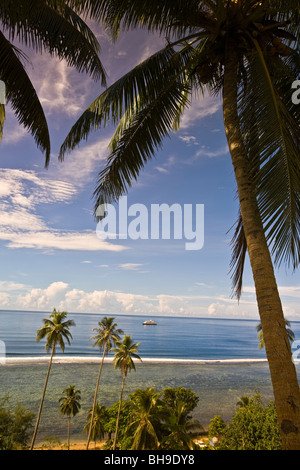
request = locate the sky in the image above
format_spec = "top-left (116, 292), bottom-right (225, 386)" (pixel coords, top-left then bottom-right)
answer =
top-left (1, 21), bottom-right (300, 320)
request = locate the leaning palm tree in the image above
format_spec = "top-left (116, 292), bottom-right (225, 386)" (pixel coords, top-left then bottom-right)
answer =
top-left (30, 308), bottom-right (75, 450)
top-left (60, 0), bottom-right (300, 449)
top-left (86, 317), bottom-right (123, 450)
top-left (128, 387), bottom-right (163, 450)
top-left (257, 318), bottom-right (295, 350)
top-left (0, 0), bottom-right (106, 163)
top-left (112, 335), bottom-right (142, 450)
top-left (84, 402), bottom-right (107, 448)
top-left (59, 385), bottom-right (81, 450)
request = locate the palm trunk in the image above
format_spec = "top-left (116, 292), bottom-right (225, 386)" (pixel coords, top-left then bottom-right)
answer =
top-left (223, 50), bottom-right (300, 450)
top-left (113, 372), bottom-right (126, 450)
top-left (30, 343), bottom-right (55, 450)
top-left (86, 344), bottom-right (107, 450)
top-left (67, 416), bottom-right (70, 450)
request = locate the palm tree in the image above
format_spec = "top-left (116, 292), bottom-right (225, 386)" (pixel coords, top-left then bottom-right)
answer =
top-left (112, 335), bottom-right (142, 450)
top-left (59, 385), bottom-right (81, 450)
top-left (60, 1), bottom-right (300, 449)
top-left (236, 394), bottom-right (251, 409)
top-left (127, 387), bottom-right (163, 450)
top-left (0, 0), bottom-right (106, 163)
top-left (84, 403), bottom-right (107, 448)
top-left (86, 316), bottom-right (123, 450)
top-left (161, 401), bottom-right (203, 450)
top-left (30, 308), bottom-right (75, 450)
top-left (257, 318), bottom-right (295, 350)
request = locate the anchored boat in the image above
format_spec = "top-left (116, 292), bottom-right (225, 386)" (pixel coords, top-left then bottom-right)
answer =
top-left (142, 320), bottom-right (157, 325)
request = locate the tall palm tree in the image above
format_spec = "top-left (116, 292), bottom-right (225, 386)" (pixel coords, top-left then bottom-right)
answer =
top-left (0, 0), bottom-right (106, 163)
top-left (112, 335), bottom-right (142, 450)
top-left (256, 318), bottom-right (295, 350)
top-left (84, 402), bottom-right (107, 448)
top-left (60, 0), bottom-right (300, 449)
top-left (59, 385), bottom-right (81, 450)
top-left (128, 387), bottom-right (163, 450)
top-left (86, 316), bottom-right (123, 450)
top-left (30, 308), bottom-right (75, 450)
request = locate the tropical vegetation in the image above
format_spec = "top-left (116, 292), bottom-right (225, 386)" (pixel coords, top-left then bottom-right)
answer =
top-left (84, 402), bottom-right (108, 448)
top-left (102, 386), bottom-right (203, 450)
top-left (208, 391), bottom-right (282, 450)
top-left (30, 308), bottom-right (75, 449)
top-left (0, 396), bottom-right (34, 450)
top-left (59, 385), bottom-right (81, 450)
top-left (112, 334), bottom-right (142, 449)
top-left (0, 311), bottom-right (288, 450)
top-left (86, 316), bottom-right (123, 449)
top-left (59, 0), bottom-right (300, 449)
top-left (256, 318), bottom-right (295, 350)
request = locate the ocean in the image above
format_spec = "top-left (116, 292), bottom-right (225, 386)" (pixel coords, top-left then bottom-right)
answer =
top-left (1, 310), bottom-right (300, 441)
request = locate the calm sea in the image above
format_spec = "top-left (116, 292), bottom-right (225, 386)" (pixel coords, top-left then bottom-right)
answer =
top-left (1, 309), bottom-right (294, 360)
top-left (1, 310), bottom-right (300, 440)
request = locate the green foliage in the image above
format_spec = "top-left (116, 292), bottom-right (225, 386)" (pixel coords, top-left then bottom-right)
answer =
top-left (36, 308), bottom-right (75, 353)
top-left (59, 385), bottom-right (81, 417)
top-left (102, 401), bottom-right (134, 450)
top-left (0, 396), bottom-right (35, 450)
top-left (162, 386), bottom-right (199, 419)
top-left (84, 402), bottom-right (108, 445)
top-left (208, 415), bottom-right (227, 442)
top-left (208, 392), bottom-right (282, 450)
top-left (101, 386), bottom-right (201, 450)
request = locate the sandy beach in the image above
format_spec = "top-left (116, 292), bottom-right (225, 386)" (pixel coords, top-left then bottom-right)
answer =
top-left (34, 439), bottom-right (106, 450)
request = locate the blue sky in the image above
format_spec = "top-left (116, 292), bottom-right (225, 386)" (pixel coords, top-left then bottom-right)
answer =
top-left (1, 23), bottom-right (300, 319)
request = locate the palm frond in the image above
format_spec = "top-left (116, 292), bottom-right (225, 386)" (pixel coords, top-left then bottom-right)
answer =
top-left (0, 31), bottom-right (51, 163)
top-left (93, 78), bottom-right (191, 212)
top-left (238, 42), bottom-right (300, 270)
top-left (0, 0), bottom-right (106, 84)
top-left (59, 41), bottom-right (195, 160)
top-left (70, 0), bottom-right (205, 39)
top-left (229, 212), bottom-right (248, 300)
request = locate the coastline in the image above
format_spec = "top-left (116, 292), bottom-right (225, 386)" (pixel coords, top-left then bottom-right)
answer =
top-left (1, 355), bottom-right (270, 365)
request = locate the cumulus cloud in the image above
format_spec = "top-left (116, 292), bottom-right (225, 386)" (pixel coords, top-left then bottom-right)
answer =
top-left (17, 281), bottom-right (69, 311)
top-left (2, 279), bottom-right (300, 319)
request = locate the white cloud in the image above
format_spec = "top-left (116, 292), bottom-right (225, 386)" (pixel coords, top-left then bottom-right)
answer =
top-left (180, 94), bottom-right (221, 129)
top-left (243, 285), bottom-right (300, 299)
top-left (0, 230), bottom-right (126, 252)
top-left (17, 281), bottom-right (69, 311)
top-left (195, 145), bottom-right (228, 159)
top-left (0, 292), bottom-right (10, 306)
top-left (47, 137), bottom-right (111, 189)
top-left (178, 135), bottom-right (198, 145)
top-left (0, 168), bottom-right (126, 253)
top-left (119, 263), bottom-right (144, 271)
top-left (0, 281), bottom-right (28, 292)
top-left (2, 279), bottom-right (300, 320)
top-left (34, 56), bottom-right (91, 117)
